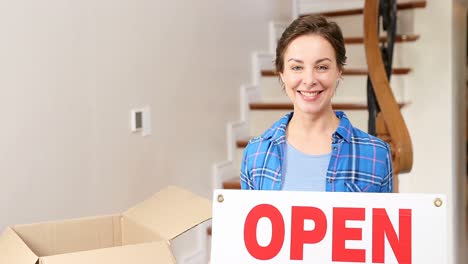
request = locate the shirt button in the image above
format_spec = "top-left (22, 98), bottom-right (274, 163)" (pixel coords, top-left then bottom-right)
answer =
top-left (328, 179), bottom-right (332, 183)
top-left (333, 147), bottom-right (337, 151)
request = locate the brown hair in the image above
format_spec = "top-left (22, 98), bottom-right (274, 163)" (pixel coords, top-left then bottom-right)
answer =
top-left (275, 15), bottom-right (347, 73)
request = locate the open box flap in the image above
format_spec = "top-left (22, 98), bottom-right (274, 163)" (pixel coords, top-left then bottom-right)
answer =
top-left (0, 227), bottom-right (38, 264)
top-left (121, 216), bottom-right (165, 245)
top-left (13, 215), bottom-right (122, 257)
top-left (40, 241), bottom-right (175, 264)
top-left (123, 185), bottom-right (212, 241)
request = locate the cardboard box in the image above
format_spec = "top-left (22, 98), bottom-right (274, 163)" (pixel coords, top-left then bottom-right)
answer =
top-left (0, 185), bottom-right (212, 263)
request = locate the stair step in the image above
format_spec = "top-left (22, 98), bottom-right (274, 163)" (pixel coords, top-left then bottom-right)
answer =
top-left (345, 34), bottom-right (419, 44)
top-left (237, 138), bottom-right (250, 148)
top-left (222, 177), bottom-right (242, 189)
top-left (250, 102), bottom-right (407, 111)
top-left (261, 68), bottom-right (411, 77)
top-left (305, 0), bottom-right (426, 17)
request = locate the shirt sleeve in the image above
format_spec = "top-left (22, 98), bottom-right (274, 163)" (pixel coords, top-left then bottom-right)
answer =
top-left (240, 144), bottom-right (253, 190)
top-left (380, 142), bottom-right (394, 193)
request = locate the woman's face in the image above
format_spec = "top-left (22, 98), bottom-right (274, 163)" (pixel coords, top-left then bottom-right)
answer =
top-left (280, 34), bottom-right (342, 116)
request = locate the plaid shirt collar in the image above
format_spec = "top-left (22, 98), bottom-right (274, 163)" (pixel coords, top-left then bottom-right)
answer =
top-left (260, 111), bottom-right (353, 144)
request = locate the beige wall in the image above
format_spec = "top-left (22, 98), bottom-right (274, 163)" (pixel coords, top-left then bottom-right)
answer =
top-left (399, 0), bottom-right (467, 263)
top-left (453, 1), bottom-right (467, 263)
top-left (0, 0), bottom-right (291, 229)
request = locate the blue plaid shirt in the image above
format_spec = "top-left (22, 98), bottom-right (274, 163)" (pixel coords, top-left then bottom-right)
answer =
top-left (240, 111), bottom-right (393, 192)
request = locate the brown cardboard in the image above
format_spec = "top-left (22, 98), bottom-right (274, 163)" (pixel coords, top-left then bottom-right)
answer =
top-left (123, 185), bottom-right (212, 241)
top-left (0, 227), bottom-right (38, 264)
top-left (0, 185), bottom-right (211, 264)
top-left (13, 215), bottom-right (122, 256)
top-left (40, 242), bottom-right (175, 264)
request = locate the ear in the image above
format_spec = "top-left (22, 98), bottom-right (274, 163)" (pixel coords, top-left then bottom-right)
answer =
top-left (279, 72), bottom-right (284, 83)
top-left (337, 68), bottom-right (343, 84)
top-left (335, 76), bottom-right (343, 89)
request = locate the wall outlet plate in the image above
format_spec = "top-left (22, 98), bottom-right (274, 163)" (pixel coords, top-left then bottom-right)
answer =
top-left (131, 107), bottom-right (151, 136)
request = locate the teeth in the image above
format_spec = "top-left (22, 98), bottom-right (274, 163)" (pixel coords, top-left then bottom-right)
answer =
top-left (300, 91), bottom-right (320, 96)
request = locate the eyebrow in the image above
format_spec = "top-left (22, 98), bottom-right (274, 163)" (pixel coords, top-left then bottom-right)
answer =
top-left (287, 58), bottom-right (332, 64)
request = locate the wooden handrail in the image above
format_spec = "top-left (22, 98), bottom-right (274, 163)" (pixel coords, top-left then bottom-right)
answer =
top-left (364, 0), bottom-right (413, 176)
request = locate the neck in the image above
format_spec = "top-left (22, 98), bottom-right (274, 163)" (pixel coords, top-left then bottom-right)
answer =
top-left (287, 108), bottom-right (339, 138)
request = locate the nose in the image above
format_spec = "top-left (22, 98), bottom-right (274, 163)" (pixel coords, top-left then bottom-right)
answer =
top-left (302, 68), bottom-right (316, 87)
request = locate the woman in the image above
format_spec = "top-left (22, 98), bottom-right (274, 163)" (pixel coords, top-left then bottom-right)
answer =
top-left (240, 15), bottom-right (393, 192)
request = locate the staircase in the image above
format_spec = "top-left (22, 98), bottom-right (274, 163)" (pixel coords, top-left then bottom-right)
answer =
top-left (212, 0), bottom-right (426, 192)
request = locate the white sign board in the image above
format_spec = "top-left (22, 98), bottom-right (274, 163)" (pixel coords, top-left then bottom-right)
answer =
top-left (211, 190), bottom-right (447, 264)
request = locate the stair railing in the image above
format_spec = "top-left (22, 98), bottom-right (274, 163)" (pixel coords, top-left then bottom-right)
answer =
top-left (364, 0), bottom-right (414, 190)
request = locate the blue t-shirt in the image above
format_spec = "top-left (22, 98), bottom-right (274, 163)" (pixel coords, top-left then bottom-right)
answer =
top-left (281, 141), bottom-right (331, 191)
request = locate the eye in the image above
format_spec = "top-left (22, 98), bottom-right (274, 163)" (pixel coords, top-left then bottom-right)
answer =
top-left (316, 65), bottom-right (329, 72)
top-left (291, 65), bottom-right (303, 71)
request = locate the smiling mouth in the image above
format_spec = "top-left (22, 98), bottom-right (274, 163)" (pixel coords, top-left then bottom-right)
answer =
top-left (297, 90), bottom-right (323, 97)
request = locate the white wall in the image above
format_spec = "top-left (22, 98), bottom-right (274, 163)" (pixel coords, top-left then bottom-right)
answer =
top-left (0, 0), bottom-right (291, 231)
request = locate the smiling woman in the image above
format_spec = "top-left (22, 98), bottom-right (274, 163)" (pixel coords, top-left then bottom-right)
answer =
top-left (280, 34), bottom-right (342, 141)
top-left (240, 15), bottom-right (393, 193)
